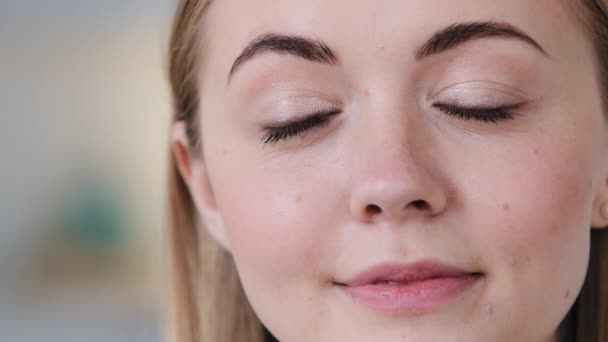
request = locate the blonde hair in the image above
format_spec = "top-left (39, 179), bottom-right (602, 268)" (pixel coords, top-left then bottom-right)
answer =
top-left (166, 1), bottom-right (608, 341)
top-left (167, 1), bottom-right (265, 341)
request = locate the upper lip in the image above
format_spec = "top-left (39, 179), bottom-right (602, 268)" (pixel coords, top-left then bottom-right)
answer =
top-left (337, 260), bottom-right (481, 287)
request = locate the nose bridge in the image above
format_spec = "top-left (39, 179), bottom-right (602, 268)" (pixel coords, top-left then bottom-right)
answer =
top-left (358, 126), bottom-right (411, 184)
top-left (348, 103), bottom-right (447, 223)
top-left (353, 99), bottom-right (425, 183)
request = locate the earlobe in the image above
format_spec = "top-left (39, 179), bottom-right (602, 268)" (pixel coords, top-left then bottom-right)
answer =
top-left (591, 199), bottom-right (608, 229)
top-left (171, 121), bottom-right (231, 251)
top-left (189, 163), bottom-right (231, 251)
top-left (591, 172), bottom-right (608, 229)
top-left (172, 122), bottom-right (194, 186)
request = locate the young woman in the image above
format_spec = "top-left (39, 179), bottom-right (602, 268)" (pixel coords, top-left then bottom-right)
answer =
top-left (166, 0), bottom-right (608, 341)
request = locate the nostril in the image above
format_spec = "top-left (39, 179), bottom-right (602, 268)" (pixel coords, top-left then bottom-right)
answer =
top-left (365, 204), bottom-right (382, 215)
top-left (410, 200), bottom-right (429, 210)
top-left (363, 201), bottom-right (430, 217)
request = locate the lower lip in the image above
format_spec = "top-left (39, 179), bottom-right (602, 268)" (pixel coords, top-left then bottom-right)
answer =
top-left (339, 274), bottom-right (483, 314)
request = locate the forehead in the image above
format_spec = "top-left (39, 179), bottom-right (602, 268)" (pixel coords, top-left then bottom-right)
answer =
top-left (205, 0), bottom-right (575, 44)
top-left (198, 0), bottom-right (590, 86)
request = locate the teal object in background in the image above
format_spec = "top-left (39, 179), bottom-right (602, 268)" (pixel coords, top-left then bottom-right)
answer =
top-left (63, 177), bottom-right (128, 255)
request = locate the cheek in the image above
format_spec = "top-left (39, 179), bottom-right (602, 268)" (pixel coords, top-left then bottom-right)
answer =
top-left (490, 164), bottom-right (590, 277)
top-left (470, 138), bottom-right (593, 326)
top-left (210, 155), bottom-right (344, 333)
top-left (495, 147), bottom-right (591, 260)
top-left (211, 154), bottom-right (339, 294)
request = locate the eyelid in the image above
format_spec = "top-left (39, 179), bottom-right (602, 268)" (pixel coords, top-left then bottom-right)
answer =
top-left (261, 105), bottom-right (342, 145)
top-left (429, 80), bottom-right (527, 107)
top-left (267, 101), bottom-right (340, 127)
top-left (262, 94), bottom-right (343, 126)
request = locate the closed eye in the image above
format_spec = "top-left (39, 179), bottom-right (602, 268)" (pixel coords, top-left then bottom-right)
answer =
top-left (433, 103), bottom-right (522, 123)
top-left (261, 102), bottom-right (521, 145)
top-left (261, 108), bottom-right (342, 145)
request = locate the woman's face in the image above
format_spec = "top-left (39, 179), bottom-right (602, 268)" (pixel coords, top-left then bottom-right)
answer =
top-left (178, 0), bottom-right (608, 341)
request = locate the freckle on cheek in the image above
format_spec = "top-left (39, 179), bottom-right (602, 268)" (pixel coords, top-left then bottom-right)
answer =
top-left (502, 203), bottom-right (510, 211)
top-left (295, 195), bottom-right (303, 204)
top-left (486, 303), bottom-right (494, 316)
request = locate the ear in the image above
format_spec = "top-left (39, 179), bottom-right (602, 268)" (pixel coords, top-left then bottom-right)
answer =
top-left (171, 121), bottom-right (231, 250)
top-left (591, 174), bottom-right (608, 230)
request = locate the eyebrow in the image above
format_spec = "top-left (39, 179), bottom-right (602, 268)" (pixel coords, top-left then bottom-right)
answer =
top-left (227, 21), bottom-right (548, 84)
top-left (227, 33), bottom-right (339, 84)
top-left (415, 21), bottom-right (549, 60)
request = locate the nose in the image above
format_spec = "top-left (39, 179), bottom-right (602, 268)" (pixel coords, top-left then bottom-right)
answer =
top-left (348, 114), bottom-right (448, 224)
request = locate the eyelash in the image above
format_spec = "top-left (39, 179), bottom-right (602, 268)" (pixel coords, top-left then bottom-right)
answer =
top-left (261, 103), bottom-right (519, 145)
top-left (261, 108), bottom-right (341, 145)
top-left (432, 103), bottom-right (519, 123)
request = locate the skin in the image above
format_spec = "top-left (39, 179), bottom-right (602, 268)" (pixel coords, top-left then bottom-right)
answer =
top-left (173, 0), bottom-right (608, 341)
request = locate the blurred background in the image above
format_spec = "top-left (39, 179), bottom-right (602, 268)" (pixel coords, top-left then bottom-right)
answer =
top-left (1, 0), bottom-right (175, 340)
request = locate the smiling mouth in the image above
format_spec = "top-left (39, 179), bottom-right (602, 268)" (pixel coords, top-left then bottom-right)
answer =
top-left (334, 261), bottom-right (484, 314)
top-left (335, 273), bottom-right (484, 287)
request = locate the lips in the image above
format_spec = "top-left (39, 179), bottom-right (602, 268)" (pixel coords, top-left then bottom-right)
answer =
top-left (337, 260), bottom-right (481, 287)
top-left (335, 260), bottom-right (484, 314)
